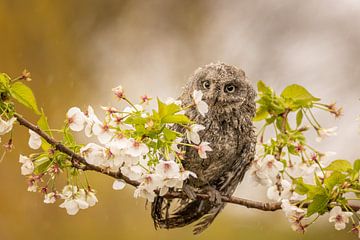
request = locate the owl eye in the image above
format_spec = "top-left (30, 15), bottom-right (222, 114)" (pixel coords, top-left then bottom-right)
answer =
top-left (202, 80), bottom-right (211, 90)
top-left (224, 84), bottom-right (236, 93)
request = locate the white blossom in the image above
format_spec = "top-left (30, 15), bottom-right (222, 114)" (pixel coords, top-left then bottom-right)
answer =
top-left (251, 156), bottom-right (284, 185)
top-left (80, 143), bottom-right (106, 167)
top-left (155, 160), bottom-right (180, 179)
top-left (197, 142), bottom-right (212, 159)
top-left (186, 124), bottom-right (205, 144)
top-left (44, 192), bottom-right (57, 204)
top-left (192, 90), bottom-right (209, 117)
top-left (0, 117), bottom-right (16, 135)
top-left (112, 180), bottom-right (126, 190)
top-left (59, 185), bottom-right (91, 215)
top-left (329, 206), bottom-right (353, 230)
top-left (316, 126), bottom-right (338, 142)
top-left (84, 105), bottom-right (96, 137)
top-left (28, 130), bottom-right (42, 149)
top-left (92, 121), bottom-right (114, 144)
top-left (19, 154), bottom-right (34, 175)
top-left (121, 165), bottom-right (145, 181)
top-left (267, 179), bottom-right (292, 201)
top-left (125, 139), bottom-right (149, 157)
top-left (66, 107), bottom-right (86, 132)
top-left (134, 186), bottom-right (156, 202)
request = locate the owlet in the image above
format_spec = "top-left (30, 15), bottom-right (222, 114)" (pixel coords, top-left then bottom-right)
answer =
top-left (151, 62), bottom-right (256, 234)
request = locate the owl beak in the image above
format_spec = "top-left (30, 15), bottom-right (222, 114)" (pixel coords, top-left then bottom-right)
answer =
top-left (211, 91), bottom-right (220, 106)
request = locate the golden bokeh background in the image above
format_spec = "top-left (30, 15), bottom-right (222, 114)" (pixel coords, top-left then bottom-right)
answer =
top-left (0, 1), bottom-right (359, 239)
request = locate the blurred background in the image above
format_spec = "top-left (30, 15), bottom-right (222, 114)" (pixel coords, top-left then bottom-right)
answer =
top-left (0, 0), bottom-right (359, 239)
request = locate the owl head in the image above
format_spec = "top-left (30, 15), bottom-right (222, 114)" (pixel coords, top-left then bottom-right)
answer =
top-left (181, 62), bottom-right (256, 118)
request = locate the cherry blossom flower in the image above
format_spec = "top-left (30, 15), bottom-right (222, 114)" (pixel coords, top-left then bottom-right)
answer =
top-left (107, 134), bottom-right (132, 155)
top-left (192, 90), bottom-right (209, 117)
top-left (80, 143), bottom-right (106, 167)
top-left (197, 142), bottom-right (212, 159)
top-left (125, 139), bottom-right (149, 157)
top-left (44, 192), bottom-right (57, 204)
top-left (267, 179), bottom-right (292, 201)
top-left (28, 129), bottom-right (42, 149)
top-left (281, 200), bottom-right (307, 233)
top-left (92, 121), bottom-right (114, 144)
top-left (329, 206), bottom-right (353, 230)
top-left (316, 126), bottom-right (338, 142)
top-left (251, 156), bottom-right (284, 184)
top-left (112, 180), bottom-right (126, 190)
top-left (81, 189), bottom-right (98, 207)
top-left (112, 85), bottom-right (125, 99)
top-left (84, 105), bottom-right (96, 137)
top-left (134, 186), bottom-right (156, 202)
top-left (19, 154), bottom-right (34, 175)
top-left (155, 160), bottom-right (180, 179)
top-left (66, 107), bottom-right (86, 132)
top-left (0, 117), bottom-right (16, 135)
top-left (59, 185), bottom-right (90, 215)
top-left (121, 165), bottom-right (145, 181)
top-left (186, 124), bottom-right (205, 144)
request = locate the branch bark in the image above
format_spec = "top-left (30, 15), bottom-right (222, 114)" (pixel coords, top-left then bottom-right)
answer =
top-left (13, 113), bottom-right (360, 212)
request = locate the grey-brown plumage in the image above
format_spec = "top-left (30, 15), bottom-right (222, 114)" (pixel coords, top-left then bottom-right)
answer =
top-left (151, 62), bottom-right (256, 234)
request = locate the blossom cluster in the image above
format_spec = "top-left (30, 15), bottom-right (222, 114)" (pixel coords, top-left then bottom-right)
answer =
top-left (252, 81), bottom-right (359, 235)
top-left (15, 85), bottom-right (212, 215)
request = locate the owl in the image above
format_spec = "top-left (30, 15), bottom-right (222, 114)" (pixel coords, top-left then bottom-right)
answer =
top-left (151, 62), bottom-right (257, 234)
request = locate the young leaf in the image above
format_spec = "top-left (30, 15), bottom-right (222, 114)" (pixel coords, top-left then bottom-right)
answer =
top-left (296, 110), bottom-right (303, 127)
top-left (324, 171), bottom-right (346, 191)
top-left (33, 156), bottom-right (52, 174)
top-left (0, 73), bottom-right (11, 89)
top-left (354, 159), bottom-right (360, 172)
top-left (253, 107), bottom-right (269, 122)
top-left (281, 84), bottom-right (320, 106)
top-left (257, 81), bottom-right (272, 94)
top-left (10, 82), bottom-right (40, 115)
top-left (162, 114), bottom-right (191, 124)
top-left (306, 194), bottom-right (330, 217)
top-left (324, 160), bottom-right (352, 172)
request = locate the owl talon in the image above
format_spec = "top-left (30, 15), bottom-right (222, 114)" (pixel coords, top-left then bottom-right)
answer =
top-left (203, 186), bottom-right (222, 205)
top-left (183, 184), bottom-right (197, 200)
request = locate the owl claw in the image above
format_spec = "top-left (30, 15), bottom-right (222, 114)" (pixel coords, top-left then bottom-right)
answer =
top-left (203, 186), bottom-right (222, 205)
top-left (183, 184), bottom-right (197, 200)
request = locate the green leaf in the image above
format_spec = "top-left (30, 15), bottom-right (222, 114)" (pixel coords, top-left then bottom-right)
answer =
top-left (296, 110), bottom-right (303, 127)
top-left (354, 159), bottom-right (360, 172)
top-left (162, 114), bottom-right (191, 124)
top-left (324, 171), bottom-right (346, 191)
top-left (10, 82), bottom-right (40, 115)
top-left (293, 178), bottom-right (310, 195)
top-left (281, 84), bottom-right (320, 107)
top-left (33, 156), bottom-right (52, 174)
top-left (306, 194), bottom-right (330, 217)
top-left (157, 98), bottom-right (181, 118)
top-left (0, 73), bottom-right (10, 89)
top-left (257, 81), bottom-right (272, 94)
top-left (253, 107), bottom-right (269, 122)
top-left (163, 127), bottom-right (177, 141)
top-left (325, 160), bottom-right (352, 172)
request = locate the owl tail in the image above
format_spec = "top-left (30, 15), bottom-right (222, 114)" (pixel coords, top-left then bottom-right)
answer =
top-left (151, 196), bottom-right (225, 235)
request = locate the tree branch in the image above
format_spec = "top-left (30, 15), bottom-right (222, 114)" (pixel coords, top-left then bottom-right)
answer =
top-left (13, 113), bottom-right (360, 212)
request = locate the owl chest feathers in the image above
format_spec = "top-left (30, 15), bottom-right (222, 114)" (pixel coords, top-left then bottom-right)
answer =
top-left (184, 112), bottom-right (251, 186)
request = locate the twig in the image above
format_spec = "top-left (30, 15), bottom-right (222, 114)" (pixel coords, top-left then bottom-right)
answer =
top-left (13, 113), bottom-right (360, 212)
